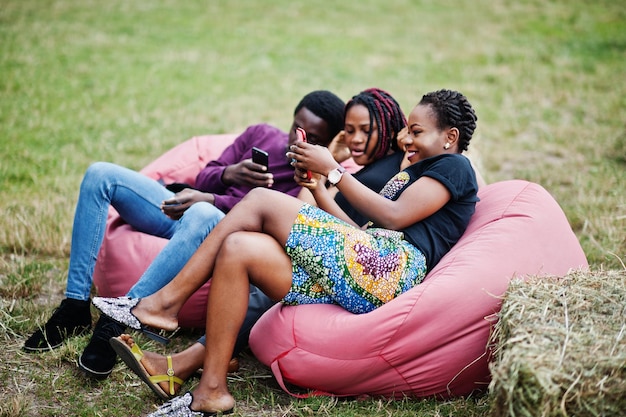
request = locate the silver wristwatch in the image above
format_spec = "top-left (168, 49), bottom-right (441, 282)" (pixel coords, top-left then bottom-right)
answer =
top-left (327, 166), bottom-right (346, 185)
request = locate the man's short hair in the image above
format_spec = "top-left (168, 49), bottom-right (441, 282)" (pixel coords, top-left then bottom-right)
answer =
top-left (294, 90), bottom-right (345, 139)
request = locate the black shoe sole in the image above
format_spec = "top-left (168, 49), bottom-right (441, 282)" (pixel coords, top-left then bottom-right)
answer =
top-left (78, 355), bottom-right (114, 380)
top-left (22, 325), bottom-right (91, 353)
top-left (23, 342), bottom-right (64, 353)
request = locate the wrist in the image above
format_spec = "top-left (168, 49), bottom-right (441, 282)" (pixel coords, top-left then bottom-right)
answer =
top-left (327, 166), bottom-right (346, 186)
top-left (220, 166), bottom-right (233, 185)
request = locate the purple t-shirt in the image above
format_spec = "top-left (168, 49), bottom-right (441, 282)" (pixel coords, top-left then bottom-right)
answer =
top-left (194, 123), bottom-right (298, 213)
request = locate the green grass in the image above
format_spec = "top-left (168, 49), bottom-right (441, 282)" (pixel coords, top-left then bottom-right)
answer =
top-left (1, 0), bottom-right (625, 416)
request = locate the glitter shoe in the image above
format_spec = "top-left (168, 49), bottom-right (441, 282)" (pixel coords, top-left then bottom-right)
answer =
top-left (92, 297), bottom-right (169, 344)
top-left (146, 392), bottom-right (233, 417)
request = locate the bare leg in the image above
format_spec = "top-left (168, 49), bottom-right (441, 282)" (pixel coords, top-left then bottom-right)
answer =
top-left (129, 188), bottom-right (304, 330)
top-left (190, 231), bottom-right (294, 413)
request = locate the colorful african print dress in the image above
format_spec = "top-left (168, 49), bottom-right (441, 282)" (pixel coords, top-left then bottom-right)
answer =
top-left (282, 171), bottom-right (427, 314)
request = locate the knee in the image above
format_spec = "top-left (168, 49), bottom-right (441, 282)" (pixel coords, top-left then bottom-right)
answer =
top-left (84, 161), bottom-right (117, 180)
top-left (80, 162), bottom-right (118, 192)
top-left (239, 188), bottom-right (278, 209)
top-left (243, 187), bottom-right (269, 201)
top-left (181, 202), bottom-right (225, 228)
top-left (82, 162), bottom-right (131, 188)
top-left (219, 232), bottom-right (254, 259)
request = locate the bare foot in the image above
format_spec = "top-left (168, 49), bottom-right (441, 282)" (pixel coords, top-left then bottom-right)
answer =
top-left (190, 388), bottom-right (235, 415)
top-left (132, 297), bottom-right (179, 331)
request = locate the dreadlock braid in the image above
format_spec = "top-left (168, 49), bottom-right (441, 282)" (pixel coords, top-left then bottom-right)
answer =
top-left (418, 89), bottom-right (477, 152)
top-left (345, 88), bottom-right (407, 160)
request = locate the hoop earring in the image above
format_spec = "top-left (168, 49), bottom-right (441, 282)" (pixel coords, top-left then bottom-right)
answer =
top-left (443, 143), bottom-right (450, 150)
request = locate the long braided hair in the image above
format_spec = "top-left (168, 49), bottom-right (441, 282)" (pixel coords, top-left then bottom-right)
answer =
top-left (345, 88), bottom-right (407, 160)
top-left (418, 89), bottom-right (477, 153)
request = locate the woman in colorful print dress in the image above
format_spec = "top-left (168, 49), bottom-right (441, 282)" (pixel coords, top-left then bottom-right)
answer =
top-left (94, 89), bottom-right (480, 416)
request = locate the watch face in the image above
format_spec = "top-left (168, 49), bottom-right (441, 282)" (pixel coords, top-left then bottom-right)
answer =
top-left (328, 168), bottom-right (342, 185)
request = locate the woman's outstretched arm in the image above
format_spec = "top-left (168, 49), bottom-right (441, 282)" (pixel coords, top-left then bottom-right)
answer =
top-left (289, 142), bottom-right (450, 230)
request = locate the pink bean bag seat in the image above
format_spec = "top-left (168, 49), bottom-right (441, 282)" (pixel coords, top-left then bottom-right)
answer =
top-left (248, 179), bottom-right (589, 398)
top-left (93, 134), bottom-right (237, 328)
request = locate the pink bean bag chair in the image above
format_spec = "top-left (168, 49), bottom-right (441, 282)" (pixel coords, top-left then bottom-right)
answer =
top-left (248, 179), bottom-right (589, 398)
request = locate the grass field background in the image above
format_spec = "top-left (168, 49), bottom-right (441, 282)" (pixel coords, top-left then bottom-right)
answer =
top-left (1, 0), bottom-right (624, 416)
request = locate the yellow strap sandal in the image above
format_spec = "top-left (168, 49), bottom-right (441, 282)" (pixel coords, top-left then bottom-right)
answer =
top-left (148, 355), bottom-right (185, 397)
top-left (110, 336), bottom-right (184, 400)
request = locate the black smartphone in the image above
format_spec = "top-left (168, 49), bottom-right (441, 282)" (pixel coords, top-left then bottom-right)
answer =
top-left (252, 147), bottom-right (269, 169)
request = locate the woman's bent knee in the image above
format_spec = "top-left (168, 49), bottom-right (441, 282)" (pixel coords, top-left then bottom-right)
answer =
top-left (239, 188), bottom-right (302, 214)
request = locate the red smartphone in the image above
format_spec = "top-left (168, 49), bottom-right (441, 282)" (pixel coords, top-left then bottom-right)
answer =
top-left (295, 127), bottom-right (312, 180)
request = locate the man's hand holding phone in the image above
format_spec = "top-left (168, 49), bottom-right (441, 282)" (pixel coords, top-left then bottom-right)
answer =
top-left (221, 148), bottom-right (274, 188)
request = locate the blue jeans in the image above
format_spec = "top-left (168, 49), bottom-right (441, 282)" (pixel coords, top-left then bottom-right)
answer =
top-left (65, 162), bottom-right (225, 301)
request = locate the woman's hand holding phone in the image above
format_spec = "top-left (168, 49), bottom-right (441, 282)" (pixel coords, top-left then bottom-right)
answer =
top-left (288, 129), bottom-right (338, 184)
top-left (296, 127), bottom-right (312, 180)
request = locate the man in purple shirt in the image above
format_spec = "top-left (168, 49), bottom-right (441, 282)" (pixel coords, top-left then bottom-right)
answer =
top-left (23, 90), bottom-right (345, 380)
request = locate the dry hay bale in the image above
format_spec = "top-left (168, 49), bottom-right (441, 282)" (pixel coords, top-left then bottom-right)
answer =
top-left (488, 269), bottom-right (626, 417)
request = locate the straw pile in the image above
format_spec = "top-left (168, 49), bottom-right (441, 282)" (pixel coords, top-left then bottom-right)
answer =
top-left (488, 269), bottom-right (626, 417)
